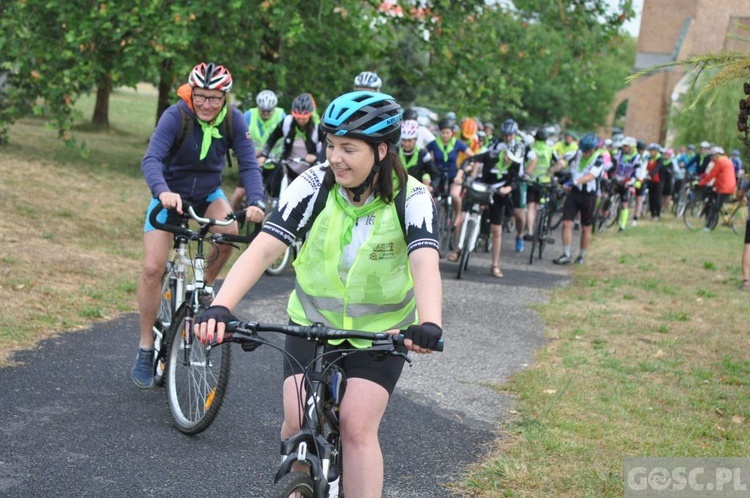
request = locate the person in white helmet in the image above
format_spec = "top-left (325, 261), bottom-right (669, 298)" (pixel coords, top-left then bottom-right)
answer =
top-left (353, 71), bottom-right (383, 92)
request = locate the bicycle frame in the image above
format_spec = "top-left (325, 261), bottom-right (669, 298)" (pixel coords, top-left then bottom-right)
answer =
top-left (224, 322), bottom-right (442, 497)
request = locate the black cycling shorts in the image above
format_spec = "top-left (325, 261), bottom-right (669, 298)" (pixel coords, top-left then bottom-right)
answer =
top-left (745, 219), bottom-right (750, 244)
top-left (282, 334), bottom-right (407, 396)
top-left (562, 190), bottom-right (598, 226)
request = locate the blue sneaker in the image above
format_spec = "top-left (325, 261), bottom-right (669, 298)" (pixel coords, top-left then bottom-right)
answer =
top-left (515, 236), bottom-right (524, 253)
top-left (131, 348), bottom-right (154, 389)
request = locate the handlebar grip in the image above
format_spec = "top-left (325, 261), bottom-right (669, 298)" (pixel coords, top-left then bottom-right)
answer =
top-left (148, 200), bottom-right (193, 237)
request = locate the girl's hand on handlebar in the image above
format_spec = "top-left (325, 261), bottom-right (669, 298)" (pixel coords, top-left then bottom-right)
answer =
top-left (158, 192), bottom-right (183, 214)
top-left (194, 305), bottom-right (237, 344)
top-left (399, 322), bottom-right (443, 354)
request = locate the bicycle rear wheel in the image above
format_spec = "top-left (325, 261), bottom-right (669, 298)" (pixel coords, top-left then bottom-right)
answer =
top-left (437, 199), bottom-right (453, 257)
top-left (683, 199), bottom-right (705, 231)
top-left (270, 471), bottom-right (315, 498)
top-left (529, 212), bottom-right (543, 265)
top-left (165, 302), bottom-right (231, 435)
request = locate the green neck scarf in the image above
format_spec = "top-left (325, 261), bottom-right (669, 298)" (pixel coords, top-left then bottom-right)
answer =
top-left (197, 106), bottom-right (227, 160)
top-left (435, 137), bottom-right (456, 163)
top-left (399, 147), bottom-right (420, 170)
top-left (577, 151), bottom-right (600, 173)
top-left (332, 185), bottom-right (386, 248)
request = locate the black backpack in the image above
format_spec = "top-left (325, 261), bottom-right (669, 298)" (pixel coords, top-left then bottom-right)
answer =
top-left (166, 104), bottom-right (236, 169)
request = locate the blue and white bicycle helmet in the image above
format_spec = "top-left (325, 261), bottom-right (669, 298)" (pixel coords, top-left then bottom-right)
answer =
top-left (500, 118), bottom-right (519, 136)
top-left (321, 91), bottom-right (403, 145)
top-left (353, 71), bottom-right (383, 92)
top-left (255, 90), bottom-right (278, 111)
top-left (579, 132), bottom-right (599, 153)
top-left (321, 91), bottom-right (403, 200)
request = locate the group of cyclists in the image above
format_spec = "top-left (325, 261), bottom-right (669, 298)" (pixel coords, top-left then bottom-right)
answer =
top-left (130, 61), bottom-right (748, 496)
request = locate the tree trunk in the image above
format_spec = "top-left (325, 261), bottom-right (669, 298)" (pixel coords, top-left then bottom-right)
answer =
top-left (91, 72), bottom-right (112, 127)
top-left (155, 59), bottom-right (174, 126)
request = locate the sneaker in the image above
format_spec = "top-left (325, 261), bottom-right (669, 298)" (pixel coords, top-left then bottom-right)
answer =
top-left (553, 254), bottom-right (572, 265)
top-left (618, 226), bottom-right (625, 232)
top-left (740, 280), bottom-right (748, 290)
top-left (631, 219), bottom-right (638, 227)
top-left (515, 237), bottom-right (524, 253)
top-left (574, 255), bottom-right (584, 265)
top-left (131, 348), bottom-right (154, 389)
top-left (523, 234), bottom-right (534, 242)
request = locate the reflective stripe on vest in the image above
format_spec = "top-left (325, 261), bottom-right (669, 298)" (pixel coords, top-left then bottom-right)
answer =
top-left (287, 186), bottom-right (416, 347)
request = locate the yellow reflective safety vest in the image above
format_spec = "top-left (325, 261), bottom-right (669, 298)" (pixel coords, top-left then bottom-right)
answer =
top-left (287, 183), bottom-right (417, 348)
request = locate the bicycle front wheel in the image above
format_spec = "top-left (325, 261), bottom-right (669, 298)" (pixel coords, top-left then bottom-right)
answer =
top-left (605, 196), bottom-right (621, 228)
top-left (165, 303), bottom-right (231, 435)
top-left (731, 204), bottom-right (747, 235)
top-left (456, 218), bottom-right (476, 279)
top-left (270, 471), bottom-right (315, 498)
top-left (683, 199), bottom-right (705, 231)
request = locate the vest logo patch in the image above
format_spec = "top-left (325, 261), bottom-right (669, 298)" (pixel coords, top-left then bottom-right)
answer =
top-left (370, 242), bottom-right (395, 260)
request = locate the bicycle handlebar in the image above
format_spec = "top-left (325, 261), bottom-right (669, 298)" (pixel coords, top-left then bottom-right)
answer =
top-left (148, 201), bottom-right (254, 244)
top-left (223, 321), bottom-right (444, 353)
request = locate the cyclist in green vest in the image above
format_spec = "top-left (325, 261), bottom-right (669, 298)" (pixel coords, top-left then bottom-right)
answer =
top-left (399, 119), bottom-right (439, 190)
top-left (524, 129), bottom-right (560, 241)
top-left (230, 90), bottom-right (286, 211)
top-left (194, 91), bottom-right (442, 497)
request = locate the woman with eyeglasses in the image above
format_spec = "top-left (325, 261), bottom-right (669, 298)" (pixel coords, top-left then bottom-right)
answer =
top-left (132, 62), bottom-right (266, 389)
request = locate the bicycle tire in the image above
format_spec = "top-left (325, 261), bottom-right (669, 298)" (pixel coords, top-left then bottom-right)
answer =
top-left (605, 196), bottom-right (621, 228)
top-left (538, 211), bottom-right (549, 261)
top-left (153, 265), bottom-right (175, 387)
top-left (165, 302), bottom-right (231, 435)
top-left (270, 471), bottom-right (315, 498)
top-left (529, 212), bottom-right (542, 265)
top-left (456, 218), bottom-right (476, 279)
top-left (731, 204), bottom-right (747, 235)
top-left (436, 199), bottom-right (453, 257)
top-left (549, 195), bottom-right (564, 230)
top-left (683, 199), bottom-right (705, 231)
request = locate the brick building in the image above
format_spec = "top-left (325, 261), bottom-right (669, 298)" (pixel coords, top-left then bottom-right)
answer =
top-left (610, 0), bottom-right (750, 144)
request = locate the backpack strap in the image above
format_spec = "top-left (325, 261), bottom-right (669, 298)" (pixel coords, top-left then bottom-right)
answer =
top-left (165, 105), bottom-right (236, 170)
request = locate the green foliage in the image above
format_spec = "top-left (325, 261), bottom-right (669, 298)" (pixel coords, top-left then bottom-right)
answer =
top-left (0, 0), bottom-right (636, 146)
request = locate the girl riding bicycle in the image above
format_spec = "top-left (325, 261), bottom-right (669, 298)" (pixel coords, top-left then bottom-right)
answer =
top-left (194, 91), bottom-right (442, 498)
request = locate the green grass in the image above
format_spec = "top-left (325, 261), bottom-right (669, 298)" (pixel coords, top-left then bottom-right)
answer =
top-left (460, 217), bottom-right (750, 497)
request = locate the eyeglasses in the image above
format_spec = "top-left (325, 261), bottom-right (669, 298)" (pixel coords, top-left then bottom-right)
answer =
top-left (193, 94), bottom-right (225, 106)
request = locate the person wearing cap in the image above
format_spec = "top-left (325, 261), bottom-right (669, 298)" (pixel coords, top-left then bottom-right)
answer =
top-left (698, 147), bottom-right (737, 230)
top-left (645, 143), bottom-right (664, 220)
top-left (194, 91), bottom-right (442, 496)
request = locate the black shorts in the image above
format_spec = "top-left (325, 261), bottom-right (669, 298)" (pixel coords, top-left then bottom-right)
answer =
top-left (282, 334), bottom-right (407, 396)
top-left (745, 219), bottom-right (750, 244)
top-left (562, 190), bottom-right (598, 226)
top-left (488, 192), bottom-right (513, 225)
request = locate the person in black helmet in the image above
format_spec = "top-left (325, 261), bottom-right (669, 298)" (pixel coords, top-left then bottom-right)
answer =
top-left (195, 91), bottom-right (442, 497)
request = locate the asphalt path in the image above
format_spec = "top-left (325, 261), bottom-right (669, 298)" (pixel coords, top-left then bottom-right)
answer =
top-left (0, 229), bottom-right (573, 497)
